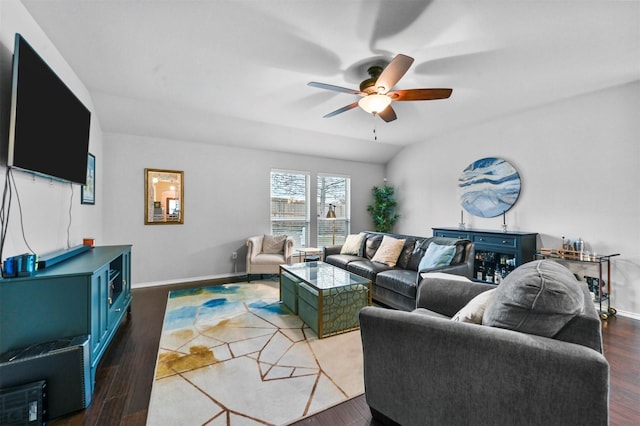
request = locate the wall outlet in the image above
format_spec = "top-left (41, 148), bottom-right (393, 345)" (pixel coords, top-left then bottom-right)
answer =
top-left (232, 251), bottom-right (237, 260)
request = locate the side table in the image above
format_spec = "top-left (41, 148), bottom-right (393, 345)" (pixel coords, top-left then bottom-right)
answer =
top-left (296, 247), bottom-right (322, 262)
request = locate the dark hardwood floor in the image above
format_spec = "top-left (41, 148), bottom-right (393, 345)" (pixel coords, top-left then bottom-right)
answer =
top-left (49, 279), bottom-right (640, 426)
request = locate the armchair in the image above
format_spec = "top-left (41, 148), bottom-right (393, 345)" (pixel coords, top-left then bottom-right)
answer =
top-left (246, 234), bottom-right (295, 281)
top-left (359, 260), bottom-right (609, 426)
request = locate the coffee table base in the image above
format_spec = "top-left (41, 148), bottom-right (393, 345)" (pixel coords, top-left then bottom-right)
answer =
top-left (279, 263), bottom-right (372, 338)
top-left (297, 281), bottom-right (370, 338)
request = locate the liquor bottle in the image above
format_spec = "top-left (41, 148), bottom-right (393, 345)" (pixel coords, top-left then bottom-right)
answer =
top-left (476, 264), bottom-right (483, 280)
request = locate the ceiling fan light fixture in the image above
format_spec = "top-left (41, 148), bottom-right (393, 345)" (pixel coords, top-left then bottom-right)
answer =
top-left (358, 94), bottom-right (391, 114)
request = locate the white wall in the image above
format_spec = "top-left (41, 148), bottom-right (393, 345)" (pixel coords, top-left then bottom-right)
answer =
top-left (3, 0), bottom-right (638, 318)
top-left (386, 81), bottom-right (640, 317)
top-left (102, 133), bottom-right (384, 285)
top-left (0, 0), bottom-right (104, 258)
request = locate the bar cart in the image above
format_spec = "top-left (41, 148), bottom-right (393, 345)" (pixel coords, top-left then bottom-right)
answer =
top-left (536, 248), bottom-right (620, 320)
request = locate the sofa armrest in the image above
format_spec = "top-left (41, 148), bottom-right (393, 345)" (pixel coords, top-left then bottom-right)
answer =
top-left (323, 245), bottom-right (342, 257)
top-left (416, 275), bottom-right (495, 317)
top-left (416, 239), bottom-right (474, 279)
top-left (418, 262), bottom-right (472, 279)
top-left (283, 236), bottom-right (295, 264)
top-left (246, 236), bottom-right (263, 259)
top-left (359, 306), bottom-right (609, 426)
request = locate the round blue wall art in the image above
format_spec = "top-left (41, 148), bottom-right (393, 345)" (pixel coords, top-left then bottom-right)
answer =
top-left (458, 157), bottom-right (521, 218)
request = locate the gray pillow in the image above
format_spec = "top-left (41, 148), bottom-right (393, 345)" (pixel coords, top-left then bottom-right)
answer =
top-left (262, 234), bottom-right (286, 254)
top-left (483, 260), bottom-right (585, 338)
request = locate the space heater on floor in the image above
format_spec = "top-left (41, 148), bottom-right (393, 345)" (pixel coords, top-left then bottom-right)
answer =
top-left (0, 380), bottom-right (46, 425)
top-left (0, 335), bottom-right (92, 421)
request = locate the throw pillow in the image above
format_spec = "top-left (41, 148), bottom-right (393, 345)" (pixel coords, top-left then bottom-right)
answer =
top-left (370, 235), bottom-right (406, 267)
top-left (340, 233), bottom-right (366, 255)
top-left (262, 234), bottom-right (286, 254)
top-left (407, 239), bottom-right (430, 271)
top-left (396, 239), bottom-right (416, 269)
top-left (365, 234), bottom-right (384, 259)
top-left (482, 260), bottom-right (585, 338)
top-left (418, 243), bottom-right (457, 271)
top-left (451, 288), bottom-right (497, 324)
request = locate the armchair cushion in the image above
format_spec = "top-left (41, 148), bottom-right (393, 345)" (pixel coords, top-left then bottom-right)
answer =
top-left (262, 234), bottom-right (287, 253)
top-left (483, 260), bottom-right (585, 338)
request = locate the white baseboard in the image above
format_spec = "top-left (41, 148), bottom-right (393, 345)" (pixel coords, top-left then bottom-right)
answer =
top-left (613, 309), bottom-right (640, 321)
top-left (132, 272), bottom-right (246, 289)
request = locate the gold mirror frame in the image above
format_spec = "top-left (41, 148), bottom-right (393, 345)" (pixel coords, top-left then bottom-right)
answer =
top-left (145, 168), bottom-right (184, 225)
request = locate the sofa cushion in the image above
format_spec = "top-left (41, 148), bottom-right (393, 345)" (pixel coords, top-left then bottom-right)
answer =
top-left (324, 254), bottom-right (361, 269)
top-left (365, 234), bottom-right (384, 259)
top-left (340, 233), bottom-right (366, 255)
top-left (376, 269), bottom-right (419, 299)
top-left (451, 288), bottom-right (496, 324)
top-left (371, 236), bottom-right (406, 267)
top-left (483, 260), bottom-right (585, 338)
top-left (347, 260), bottom-right (393, 281)
top-left (418, 242), bottom-right (456, 271)
top-left (262, 234), bottom-right (286, 253)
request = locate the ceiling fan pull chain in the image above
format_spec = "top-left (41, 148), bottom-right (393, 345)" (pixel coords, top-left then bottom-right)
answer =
top-left (373, 113), bottom-right (378, 141)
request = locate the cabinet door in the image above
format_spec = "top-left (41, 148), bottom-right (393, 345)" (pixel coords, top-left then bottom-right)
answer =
top-left (90, 265), bottom-right (110, 362)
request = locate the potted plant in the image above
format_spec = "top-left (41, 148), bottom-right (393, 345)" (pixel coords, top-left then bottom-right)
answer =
top-left (367, 184), bottom-right (400, 232)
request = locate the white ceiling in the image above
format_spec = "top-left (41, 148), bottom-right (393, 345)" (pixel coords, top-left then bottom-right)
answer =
top-left (20, 0), bottom-right (640, 164)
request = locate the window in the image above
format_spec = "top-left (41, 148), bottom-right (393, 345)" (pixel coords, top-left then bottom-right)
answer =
top-left (317, 174), bottom-right (350, 246)
top-left (271, 170), bottom-right (309, 247)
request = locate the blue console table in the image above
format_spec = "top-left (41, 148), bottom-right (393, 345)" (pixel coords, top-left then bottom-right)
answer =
top-left (0, 245), bottom-right (132, 396)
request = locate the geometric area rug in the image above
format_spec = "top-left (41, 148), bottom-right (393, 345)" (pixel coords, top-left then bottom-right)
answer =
top-left (146, 280), bottom-right (364, 425)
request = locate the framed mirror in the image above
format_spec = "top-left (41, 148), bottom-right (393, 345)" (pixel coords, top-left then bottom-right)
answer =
top-left (145, 168), bottom-right (184, 224)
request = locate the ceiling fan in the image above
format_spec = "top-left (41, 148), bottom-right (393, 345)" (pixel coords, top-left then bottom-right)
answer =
top-left (308, 54), bottom-right (452, 122)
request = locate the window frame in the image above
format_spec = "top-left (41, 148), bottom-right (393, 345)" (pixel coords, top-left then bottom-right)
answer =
top-left (270, 169), bottom-right (310, 247)
top-left (317, 173), bottom-right (350, 247)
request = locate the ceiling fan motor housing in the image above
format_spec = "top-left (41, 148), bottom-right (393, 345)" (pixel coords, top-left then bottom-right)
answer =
top-left (359, 66), bottom-right (384, 93)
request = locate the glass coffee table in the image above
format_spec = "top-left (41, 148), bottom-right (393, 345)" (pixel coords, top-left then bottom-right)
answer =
top-left (279, 261), bottom-right (372, 338)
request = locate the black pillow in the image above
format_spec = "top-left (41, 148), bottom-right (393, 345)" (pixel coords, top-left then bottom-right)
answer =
top-left (396, 239), bottom-right (416, 269)
top-left (365, 234), bottom-right (383, 259)
top-left (407, 238), bottom-right (430, 271)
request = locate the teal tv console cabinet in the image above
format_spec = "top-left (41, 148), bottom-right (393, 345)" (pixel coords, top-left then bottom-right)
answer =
top-left (0, 245), bottom-right (132, 397)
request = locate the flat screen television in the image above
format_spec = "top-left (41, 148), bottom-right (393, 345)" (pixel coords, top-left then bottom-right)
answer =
top-left (7, 33), bottom-right (91, 185)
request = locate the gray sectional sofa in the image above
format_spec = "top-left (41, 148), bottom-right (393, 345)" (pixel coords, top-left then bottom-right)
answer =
top-left (322, 231), bottom-right (474, 311)
top-left (359, 260), bottom-right (609, 426)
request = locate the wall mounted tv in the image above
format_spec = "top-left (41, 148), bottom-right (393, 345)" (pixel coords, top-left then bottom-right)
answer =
top-left (8, 33), bottom-right (91, 185)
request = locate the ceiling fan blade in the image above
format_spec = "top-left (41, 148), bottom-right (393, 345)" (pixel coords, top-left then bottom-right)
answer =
top-left (388, 88), bottom-right (453, 101)
top-left (377, 105), bottom-right (397, 122)
top-left (375, 54), bottom-right (414, 93)
top-left (308, 82), bottom-right (364, 96)
top-left (323, 102), bottom-right (359, 118)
